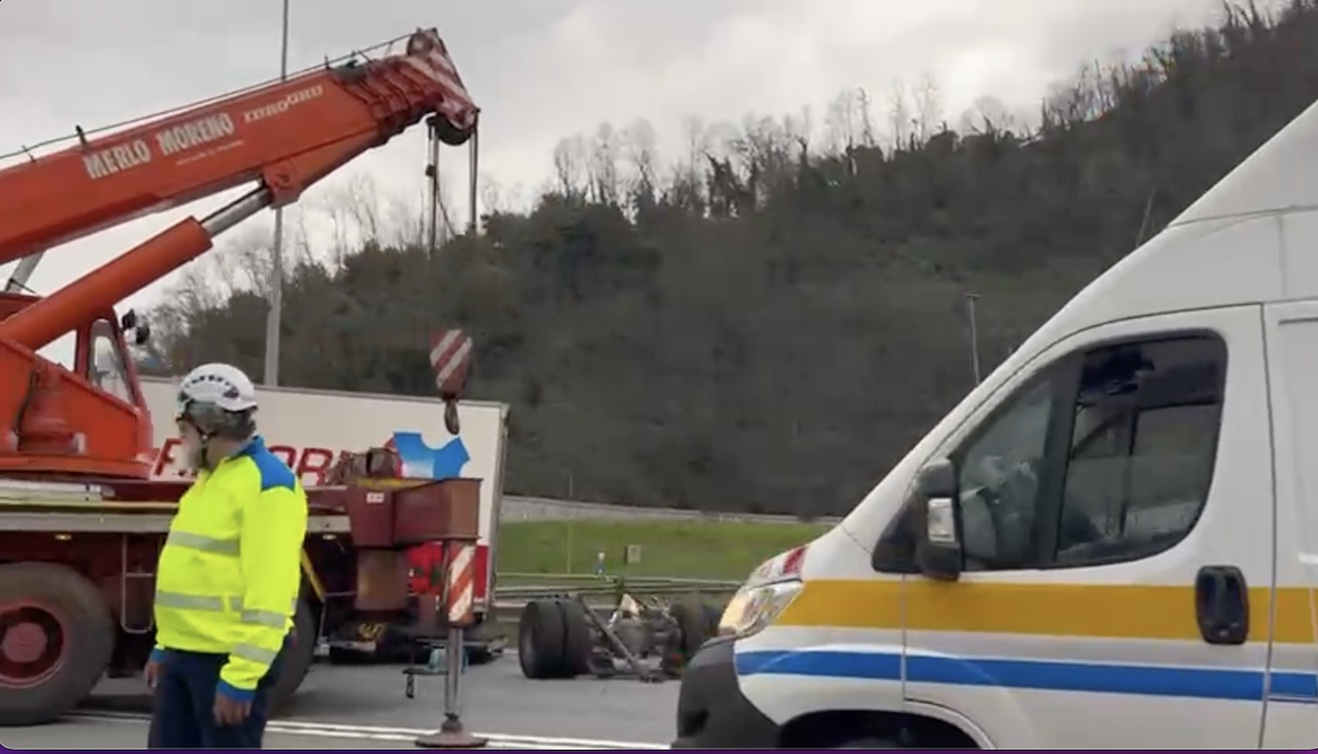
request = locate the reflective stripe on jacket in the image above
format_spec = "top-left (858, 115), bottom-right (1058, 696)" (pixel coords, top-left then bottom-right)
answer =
top-left (153, 435), bottom-right (308, 698)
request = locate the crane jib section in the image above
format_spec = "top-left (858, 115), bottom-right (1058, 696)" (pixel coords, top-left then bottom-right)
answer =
top-left (81, 85), bottom-right (327, 181)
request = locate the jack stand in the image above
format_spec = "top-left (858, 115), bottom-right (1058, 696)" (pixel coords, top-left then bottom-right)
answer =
top-left (415, 626), bottom-right (486, 749)
top-left (415, 714), bottom-right (486, 749)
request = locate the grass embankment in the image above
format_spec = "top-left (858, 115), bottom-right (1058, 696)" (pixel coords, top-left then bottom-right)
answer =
top-left (495, 519), bottom-right (830, 582)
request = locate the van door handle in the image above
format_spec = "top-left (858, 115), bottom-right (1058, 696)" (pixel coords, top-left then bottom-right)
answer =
top-left (1195, 565), bottom-right (1249, 645)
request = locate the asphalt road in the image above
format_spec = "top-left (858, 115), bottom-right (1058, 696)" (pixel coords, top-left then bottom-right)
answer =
top-left (1, 714), bottom-right (658, 750)
top-left (0, 656), bottom-right (675, 750)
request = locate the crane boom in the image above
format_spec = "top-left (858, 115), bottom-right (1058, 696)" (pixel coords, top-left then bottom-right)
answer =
top-left (0, 29), bottom-right (474, 269)
top-left (0, 28), bottom-right (479, 480)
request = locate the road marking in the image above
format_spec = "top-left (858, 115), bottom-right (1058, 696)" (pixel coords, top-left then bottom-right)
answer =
top-left (68, 711), bottom-right (666, 750)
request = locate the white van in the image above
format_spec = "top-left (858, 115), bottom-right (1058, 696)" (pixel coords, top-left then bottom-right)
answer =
top-left (672, 100), bottom-right (1318, 750)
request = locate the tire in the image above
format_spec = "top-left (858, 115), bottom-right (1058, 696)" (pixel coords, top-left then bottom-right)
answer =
top-left (660, 602), bottom-right (708, 679)
top-left (658, 631), bottom-right (685, 679)
top-left (700, 602), bottom-right (722, 637)
top-left (0, 562), bottom-right (114, 726)
top-left (670, 602), bottom-right (708, 661)
top-left (269, 599), bottom-right (316, 715)
top-left (557, 600), bottom-right (592, 677)
top-left (517, 600), bottom-right (566, 679)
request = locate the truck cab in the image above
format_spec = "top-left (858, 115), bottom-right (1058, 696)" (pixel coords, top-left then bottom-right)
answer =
top-left (0, 294), bottom-right (141, 390)
top-left (0, 291), bottom-right (154, 477)
top-left (673, 99), bottom-right (1318, 749)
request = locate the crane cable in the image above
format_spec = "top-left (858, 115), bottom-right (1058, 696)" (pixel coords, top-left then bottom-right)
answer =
top-left (425, 118), bottom-right (442, 256)
top-left (424, 116), bottom-right (480, 255)
top-left (467, 123), bottom-right (479, 235)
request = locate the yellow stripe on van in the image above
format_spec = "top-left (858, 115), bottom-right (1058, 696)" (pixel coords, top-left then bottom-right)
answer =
top-left (777, 580), bottom-right (1316, 644)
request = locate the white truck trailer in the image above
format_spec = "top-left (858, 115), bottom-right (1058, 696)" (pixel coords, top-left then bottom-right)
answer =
top-left (139, 376), bottom-right (510, 654)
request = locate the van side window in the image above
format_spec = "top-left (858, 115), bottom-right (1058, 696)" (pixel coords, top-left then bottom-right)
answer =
top-left (1053, 335), bottom-right (1225, 566)
top-left (871, 332), bottom-right (1226, 577)
top-left (953, 377), bottom-right (1058, 571)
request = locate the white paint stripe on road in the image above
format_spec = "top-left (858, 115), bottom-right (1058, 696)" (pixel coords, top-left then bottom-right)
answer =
top-left (68, 711), bottom-right (667, 750)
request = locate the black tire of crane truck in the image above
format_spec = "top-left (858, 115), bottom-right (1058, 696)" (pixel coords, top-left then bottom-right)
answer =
top-left (518, 600), bottom-right (567, 679)
top-left (0, 562), bottom-right (115, 726)
top-left (269, 598), bottom-right (316, 715)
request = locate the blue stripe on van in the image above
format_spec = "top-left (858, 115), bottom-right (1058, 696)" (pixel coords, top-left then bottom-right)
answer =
top-left (735, 650), bottom-right (1318, 703)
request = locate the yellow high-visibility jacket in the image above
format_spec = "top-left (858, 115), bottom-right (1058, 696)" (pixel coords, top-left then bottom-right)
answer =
top-left (151, 435), bottom-right (307, 700)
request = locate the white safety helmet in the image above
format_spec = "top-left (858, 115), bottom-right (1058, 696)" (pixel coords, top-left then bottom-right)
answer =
top-left (177, 363), bottom-right (258, 413)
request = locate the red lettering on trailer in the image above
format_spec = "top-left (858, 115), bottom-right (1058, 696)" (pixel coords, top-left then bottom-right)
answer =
top-left (265, 444), bottom-right (336, 486)
top-left (151, 438), bottom-right (340, 486)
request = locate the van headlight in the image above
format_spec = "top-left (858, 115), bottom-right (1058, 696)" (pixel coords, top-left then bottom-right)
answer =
top-left (718, 580), bottom-right (802, 639)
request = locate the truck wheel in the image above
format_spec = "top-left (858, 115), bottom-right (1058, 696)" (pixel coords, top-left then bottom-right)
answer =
top-left (660, 602), bottom-right (707, 679)
top-left (557, 600), bottom-right (592, 677)
top-left (270, 599), bottom-right (316, 715)
top-left (700, 602), bottom-right (723, 637)
top-left (517, 600), bottom-right (566, 679)
top-left (0, 562), bottom-right (114, 726)
top-left (671, 602), bottom-right (708, 660)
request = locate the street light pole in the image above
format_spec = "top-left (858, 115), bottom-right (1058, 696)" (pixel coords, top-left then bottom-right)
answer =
top-left (262, 0), bottom-right (291, 386)
top-left (964, 293), bottom-right (982, 385)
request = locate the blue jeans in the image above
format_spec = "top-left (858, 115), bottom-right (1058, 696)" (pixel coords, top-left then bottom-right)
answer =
top-left (148, 641), bottom-right (286, 749)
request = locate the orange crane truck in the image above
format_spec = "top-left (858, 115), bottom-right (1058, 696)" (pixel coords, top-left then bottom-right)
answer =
top-left (0, 28), bottom-right (482, 725)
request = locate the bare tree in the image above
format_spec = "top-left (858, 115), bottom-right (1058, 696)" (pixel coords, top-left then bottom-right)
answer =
top-left (286, 210), bottom-right (311, 268)
top-left (887, 80), bottom-right (911, 149)
top-left (1043, 61), bottom-right (1122, 129)
top-left (329, 174), bottom-right (383, 243)
top-left (552, 135), bottom-right (588, 198)
top-left (663, 116), bottom-right (715, 213)
top-left (480, 175), bottom-right (508, 216)
top-left (622, 119), bottom-right (659, 210)
top-left (588, 123), bottom-right (621, 205)
top-left (912, 71), bottom-right (944, 142)
top-left (824, 89), bottom-right (859, 156)
top-left (855, 88), bottom-right (876, 147)
top-left (823, 89), bottom-right (875, 173)
top-left (678, 116), bottom-right (710, 183)
top-left (491, 179), bottom-right (531, 214)
top-left (314, 183), bottom-right (365, 268)
top-left (385, 190), bottom-right (426, 249)
top-left (783, 105), bottom-right (813, 161)
top-left (965, 95), bottom-right (1016, 135)
top-left (227, 230), bottom-right (275, 298)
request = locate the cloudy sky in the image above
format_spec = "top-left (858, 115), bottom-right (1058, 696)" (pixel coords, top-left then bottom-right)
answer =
top-left (0, 0), bottom-right (1259, 343)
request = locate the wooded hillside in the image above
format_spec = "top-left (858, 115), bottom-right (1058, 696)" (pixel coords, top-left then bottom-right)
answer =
top-left (144, 1), bottom-right (1318, 516)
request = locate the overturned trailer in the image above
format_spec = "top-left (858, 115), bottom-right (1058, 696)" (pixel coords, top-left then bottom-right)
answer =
top-left (517, 583), bottom-right (728, 682)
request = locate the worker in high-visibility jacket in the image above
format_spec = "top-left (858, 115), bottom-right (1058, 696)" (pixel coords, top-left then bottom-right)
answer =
top-left (145, 363), bottom-right (307, 750)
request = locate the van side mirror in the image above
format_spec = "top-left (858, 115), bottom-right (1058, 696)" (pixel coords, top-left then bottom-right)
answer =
top-left (915, 459), bottom-right (963, 581)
